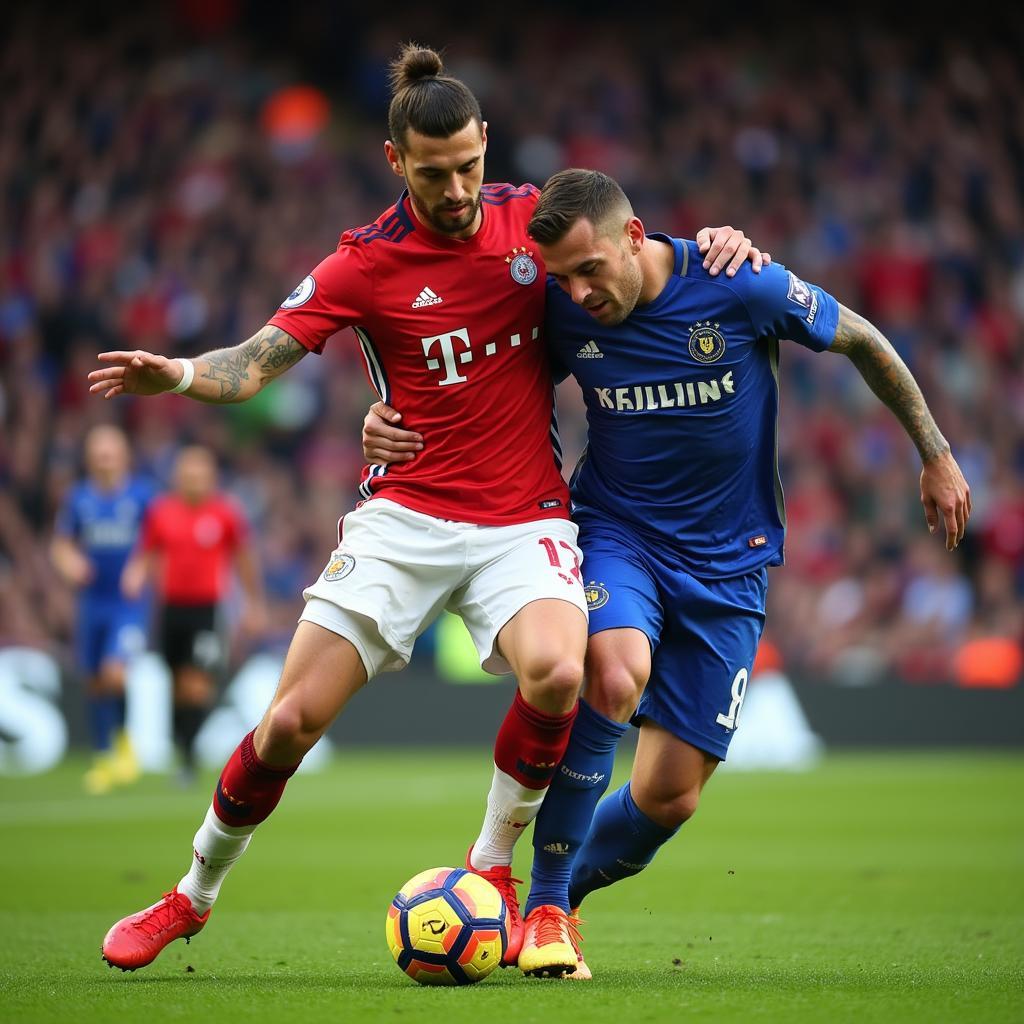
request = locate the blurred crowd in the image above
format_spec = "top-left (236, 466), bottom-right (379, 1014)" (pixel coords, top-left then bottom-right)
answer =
top-left (1, 3), bottom-right (1022, 689)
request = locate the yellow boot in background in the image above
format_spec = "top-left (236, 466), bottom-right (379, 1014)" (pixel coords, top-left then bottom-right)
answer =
top-left (111, 729), bottom-right (141, 786)
top-left (83, 754), bottom-right (117, 795)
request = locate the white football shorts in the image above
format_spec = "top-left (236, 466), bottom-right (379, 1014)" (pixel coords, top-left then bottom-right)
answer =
top-left (299, 498), bottom-right (588, 679)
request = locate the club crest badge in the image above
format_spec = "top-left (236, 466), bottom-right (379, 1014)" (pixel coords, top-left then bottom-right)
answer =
top-left (323, 553), bottom-right (356, 582)
top-left (585, 582), bottom-right (610, 610)
top-left (688, 321), bottom-right (726, 363)
top-left (506, 246), bottom-right (538, 286)
top-left (281, 275), bottom-right (315, 309)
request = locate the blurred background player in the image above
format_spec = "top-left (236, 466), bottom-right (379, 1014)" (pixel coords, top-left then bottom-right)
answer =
top-left (363, 168), bottom-right (971, 976)
top-left (123, 445), bottom-right (266, 781)
top-left (51, 424), bottom-right (152, 794)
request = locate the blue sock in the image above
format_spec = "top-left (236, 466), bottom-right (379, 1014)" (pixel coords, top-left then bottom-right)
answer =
top-left (568, 783), bottom-right (679, 909)
top-left (87, 696), bottom-right (118, 752)
top-left (525, 699), bottom-right (627, 915)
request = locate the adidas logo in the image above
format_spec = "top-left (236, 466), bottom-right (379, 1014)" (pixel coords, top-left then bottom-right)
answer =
top-left (411, 286), bottom-right (442, 308)
top-left (576, 340), bottom-right (603, 359)
top-left (543, 842), bottom-right (571, 855)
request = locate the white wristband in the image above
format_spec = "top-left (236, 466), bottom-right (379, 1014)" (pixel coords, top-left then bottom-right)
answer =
top-left (169, 358), bottom-right (195, 395)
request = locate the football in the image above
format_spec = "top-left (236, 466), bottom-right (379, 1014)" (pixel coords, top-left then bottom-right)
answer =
top-left (386, 866), bottom-right (508, 985)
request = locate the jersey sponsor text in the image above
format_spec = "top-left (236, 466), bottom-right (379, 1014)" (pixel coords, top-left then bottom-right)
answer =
top-left (593, 371), bottom-right (735, 412)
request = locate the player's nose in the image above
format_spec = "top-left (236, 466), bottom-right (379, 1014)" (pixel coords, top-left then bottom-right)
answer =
top-left (445, 175), bottom-right (465, 202)
top-left (570, 278), bottom-right (590, 305)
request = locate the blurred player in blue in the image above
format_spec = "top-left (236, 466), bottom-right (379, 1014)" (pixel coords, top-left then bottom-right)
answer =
top-left (363, 169), bottom-right (971, 977)
top-left (52, 424), bottom-right (153, 794)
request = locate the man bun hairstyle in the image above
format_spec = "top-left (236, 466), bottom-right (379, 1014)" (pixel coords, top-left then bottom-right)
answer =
top-left (528, 168), bottom-right (633, 245)
top-left (387, 43), bottom-right (482, 149)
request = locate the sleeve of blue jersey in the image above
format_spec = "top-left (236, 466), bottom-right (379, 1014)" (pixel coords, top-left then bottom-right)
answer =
top-left (727, 260), bottom-right (840, 352)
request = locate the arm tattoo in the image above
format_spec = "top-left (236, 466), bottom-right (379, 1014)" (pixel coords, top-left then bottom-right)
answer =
top-left (199, 327), bottom-right (307, 400)
top-left (830, 304), bottom-right (948, 462)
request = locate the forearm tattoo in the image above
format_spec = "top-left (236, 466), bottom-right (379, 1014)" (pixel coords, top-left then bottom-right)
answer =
top-left (199, 327), bottom-right (306, 400)
top-left (830, 305), bottom-right (948, 461)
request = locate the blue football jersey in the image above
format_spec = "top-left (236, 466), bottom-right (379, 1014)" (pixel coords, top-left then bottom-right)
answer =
top-left (55, 476), bottom-right (154, 602)
top-left (547, 235), bottom-right (840, 578)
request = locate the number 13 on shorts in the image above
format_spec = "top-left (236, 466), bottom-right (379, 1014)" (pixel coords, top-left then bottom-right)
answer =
top-left (538, 536), bottom-right (582, 587)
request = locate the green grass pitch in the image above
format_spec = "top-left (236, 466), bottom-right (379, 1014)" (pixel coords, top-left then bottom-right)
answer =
top-left (1, 750), bottom-right (1021, 1023)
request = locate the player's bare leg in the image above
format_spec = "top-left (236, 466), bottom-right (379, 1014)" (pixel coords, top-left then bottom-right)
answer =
top-left (629, 721), bottom-right (719, 830)
top-left (101, 622), bottom-right (367, 970)
top-left (466, 598), bottom-right (586, 975)
top-left (582, 627), bottom-right (652, 720)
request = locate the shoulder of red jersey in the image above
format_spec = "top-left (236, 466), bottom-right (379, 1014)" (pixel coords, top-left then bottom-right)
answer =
top-left (338, 198), bottom-right (417, 250)
top-left (480, 182), bottom-right (540, 206)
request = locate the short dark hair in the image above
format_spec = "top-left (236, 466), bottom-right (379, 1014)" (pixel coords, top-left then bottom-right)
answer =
top-left (387, 43), bottom-right (482, 149)
top-left (528, 169), bottom-right (633, 245)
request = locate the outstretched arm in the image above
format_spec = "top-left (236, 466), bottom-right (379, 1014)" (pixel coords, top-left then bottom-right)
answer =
top-left (88, 325), bottom-right (308, 403)
top-left (829, 304), bottom-right (971, 549)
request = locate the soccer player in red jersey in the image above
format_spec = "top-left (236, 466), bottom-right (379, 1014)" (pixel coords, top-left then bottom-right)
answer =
top-left (89, 44), bottom-right (764, 977)
top-left (122, 446), bottom-right (265, 781)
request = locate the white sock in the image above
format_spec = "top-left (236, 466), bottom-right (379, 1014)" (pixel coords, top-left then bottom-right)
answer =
top-left (470, 765), bottom-right (547, 870)
top-left (177, 804), bottom-right (256, 915)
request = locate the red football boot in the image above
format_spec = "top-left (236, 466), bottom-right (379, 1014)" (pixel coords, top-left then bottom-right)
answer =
top-left (465, 847), bottom-right (524, 967)
top-left (101, 887), bottom-right (210, 971)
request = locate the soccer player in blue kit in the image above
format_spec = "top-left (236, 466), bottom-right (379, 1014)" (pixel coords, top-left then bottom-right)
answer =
top-left (363, 169), bottom-right (971, 977)
top-left (52, 424), bottom-right (154, 794)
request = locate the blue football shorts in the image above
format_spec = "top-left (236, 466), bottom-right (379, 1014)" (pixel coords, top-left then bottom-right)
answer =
top-left (76, 599), bottom-right (147, 675)
top-left (577, 511), bottom-right (767, 761)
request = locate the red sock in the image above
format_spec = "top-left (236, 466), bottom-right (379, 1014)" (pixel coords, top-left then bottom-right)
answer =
top-left (494, 690), bottom-right (578, 790)
top-left (213, 730), bottom-right (300, 827)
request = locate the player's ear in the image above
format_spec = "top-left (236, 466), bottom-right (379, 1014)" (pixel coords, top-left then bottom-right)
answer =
top-left (479, 119), bottom-right (488, 153)
top-left (626, 216), bottom-right (645, 253)
top-left (384, 140), bottom-right (405, 179)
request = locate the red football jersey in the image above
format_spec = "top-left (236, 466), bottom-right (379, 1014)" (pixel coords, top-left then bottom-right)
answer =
top-left (141, 494), bottom-right (247, 604)
top-left (267, 184), bottom-right (568, 526)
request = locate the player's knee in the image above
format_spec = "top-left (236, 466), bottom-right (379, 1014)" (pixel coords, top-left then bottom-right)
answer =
top-left (584, 662), bottom-right (645, 722)
top-left (518, 654), bottom-right (584, 712)
top-left (261, 698), bottom-right (323, 759)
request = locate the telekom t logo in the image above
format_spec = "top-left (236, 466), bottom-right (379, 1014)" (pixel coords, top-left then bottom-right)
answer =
top-left (421, 326), bottom-right (540, 386)
top-left (421, 329), bottom-right (472, 386)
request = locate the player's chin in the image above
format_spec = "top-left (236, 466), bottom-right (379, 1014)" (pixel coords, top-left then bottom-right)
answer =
top-left (431, 203), bottom-right (477, 234)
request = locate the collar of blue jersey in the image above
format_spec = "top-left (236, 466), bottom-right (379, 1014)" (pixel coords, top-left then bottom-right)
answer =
top-left (646, 232), bottom-right (687, 277)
